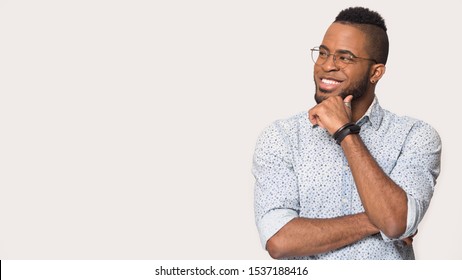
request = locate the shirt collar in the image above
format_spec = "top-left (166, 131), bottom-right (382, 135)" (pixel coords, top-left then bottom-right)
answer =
top-left (356, 96), bottom-right (384, 130)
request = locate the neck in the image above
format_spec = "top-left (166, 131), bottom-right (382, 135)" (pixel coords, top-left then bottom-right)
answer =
top-left (351, 93), bottom-right (375, 122)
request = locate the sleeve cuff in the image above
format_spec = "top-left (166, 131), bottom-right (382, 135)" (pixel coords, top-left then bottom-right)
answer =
top-left (257, 209), bottom-right (299, 249)
top-left (380, 193), bottom-right (419, 242)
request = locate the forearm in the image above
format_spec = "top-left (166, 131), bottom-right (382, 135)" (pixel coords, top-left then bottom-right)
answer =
top-left (266, 212), bottom-right (379, 259)
top-left (341, 134), bottom-right (408, 238)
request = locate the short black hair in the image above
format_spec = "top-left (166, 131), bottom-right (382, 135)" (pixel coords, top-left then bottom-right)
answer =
top-left (334, 7), bottom-right (389, 64)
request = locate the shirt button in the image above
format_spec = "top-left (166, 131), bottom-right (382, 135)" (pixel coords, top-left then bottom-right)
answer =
top-left (342, 198), bottom-right (348, 204)
top-left (344, 165), bottom-right (349, 171)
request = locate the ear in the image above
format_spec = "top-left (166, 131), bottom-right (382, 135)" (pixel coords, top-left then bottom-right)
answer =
top-left (369, 64), bottom-right (386, 84)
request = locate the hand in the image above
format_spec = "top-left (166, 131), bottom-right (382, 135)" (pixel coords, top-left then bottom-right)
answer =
top-left (401, 230), bottom-right (418, 246)
top-left (308, 95), bottom-right (353, 135)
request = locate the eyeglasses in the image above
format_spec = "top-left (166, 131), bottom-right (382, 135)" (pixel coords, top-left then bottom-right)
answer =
top-left (310, 46), bottom-right (377, 69)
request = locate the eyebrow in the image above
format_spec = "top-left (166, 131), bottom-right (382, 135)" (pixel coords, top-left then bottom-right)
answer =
top-left (319, 45), bottom-right (357, 57)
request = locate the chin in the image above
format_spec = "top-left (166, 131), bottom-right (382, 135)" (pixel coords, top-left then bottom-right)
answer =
top-left (315, 89), bottom-right (341, 104)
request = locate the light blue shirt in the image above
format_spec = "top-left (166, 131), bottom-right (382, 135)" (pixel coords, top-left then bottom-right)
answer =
top-left (253, 98), bottom-right (441, 259)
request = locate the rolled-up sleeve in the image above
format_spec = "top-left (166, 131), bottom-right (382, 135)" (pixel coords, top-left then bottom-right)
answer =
top-left (252, 122), bottom-right (300, 248)
top-left (384, 120), bottom-right (442, 241)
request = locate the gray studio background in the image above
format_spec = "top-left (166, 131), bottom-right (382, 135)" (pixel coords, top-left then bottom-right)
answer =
top-left (1, 0), bottom-right (460, 259)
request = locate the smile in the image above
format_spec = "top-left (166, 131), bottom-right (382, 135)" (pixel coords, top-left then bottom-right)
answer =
top-left (318, 78), bottom-right (343, 92)
top-left (321, 78), bottom-right (341, 85)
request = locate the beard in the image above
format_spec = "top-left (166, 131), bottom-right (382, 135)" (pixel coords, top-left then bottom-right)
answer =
top-left (314, 74), bottom-right (369, 104)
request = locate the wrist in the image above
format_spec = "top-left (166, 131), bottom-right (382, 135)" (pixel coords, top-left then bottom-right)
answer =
top-left (332, 123), bottom-right (361, 145)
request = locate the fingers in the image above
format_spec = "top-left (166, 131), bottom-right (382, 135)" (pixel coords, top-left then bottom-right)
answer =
top-left (308, 110), bottom-right (324, 128)
top-left (308, 104), bottom-right (319, 126)
top-left (308, 96), bottom-right (351, 133)
top-left (402, 236), bottom-right (413, 246)
top-left (402, 230), bottom-right (418, 246)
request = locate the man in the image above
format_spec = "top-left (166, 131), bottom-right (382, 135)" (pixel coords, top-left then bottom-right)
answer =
top-left (252, 7), bottom-right (441, 260)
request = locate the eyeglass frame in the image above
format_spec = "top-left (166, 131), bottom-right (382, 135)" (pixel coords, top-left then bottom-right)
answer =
top-left (310, 46), bottom-right (378, 68)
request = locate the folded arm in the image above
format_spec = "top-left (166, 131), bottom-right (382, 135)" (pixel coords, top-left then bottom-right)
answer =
top-left (266, 213), bottom-right (379, 259)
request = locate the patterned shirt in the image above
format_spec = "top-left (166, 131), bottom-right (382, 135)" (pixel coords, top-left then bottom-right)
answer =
top-left (253, 98), bottom-right (441, 259)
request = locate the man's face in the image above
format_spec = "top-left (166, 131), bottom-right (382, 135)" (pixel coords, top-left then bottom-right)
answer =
top-left (314, 23), bottom-right (372, 104)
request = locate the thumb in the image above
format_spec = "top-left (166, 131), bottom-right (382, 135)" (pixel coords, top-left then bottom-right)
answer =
top-left (343, 95), bottom-right (353, 103)
top-left (343, 95), bottom-right (353, 120)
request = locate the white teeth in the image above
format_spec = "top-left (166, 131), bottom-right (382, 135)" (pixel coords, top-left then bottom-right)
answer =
top-left (322, 79), bottom-right (340, 85)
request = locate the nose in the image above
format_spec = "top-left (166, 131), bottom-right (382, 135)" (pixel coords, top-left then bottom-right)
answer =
top-left (321, 54), bottom-right (339, 71)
